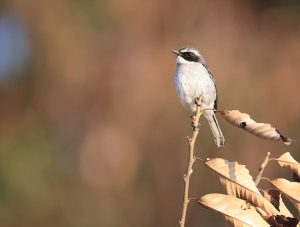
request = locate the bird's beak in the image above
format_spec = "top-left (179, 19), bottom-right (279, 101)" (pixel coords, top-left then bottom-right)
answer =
top-left (172, 50), bottom-right (180, 56)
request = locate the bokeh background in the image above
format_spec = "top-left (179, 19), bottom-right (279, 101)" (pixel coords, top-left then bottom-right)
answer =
top-left (0, 0), bottom-right (300, 226)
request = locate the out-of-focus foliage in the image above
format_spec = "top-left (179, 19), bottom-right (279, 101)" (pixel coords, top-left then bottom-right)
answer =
top-left (0, 0), bottom-right (299, 226)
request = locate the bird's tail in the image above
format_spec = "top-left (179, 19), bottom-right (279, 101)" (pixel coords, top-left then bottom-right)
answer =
top-left (207, 114), bottom-right (225, 148)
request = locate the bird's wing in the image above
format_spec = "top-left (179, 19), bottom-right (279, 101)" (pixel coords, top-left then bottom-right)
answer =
top-left (202, 63), bottom-right (218, 111)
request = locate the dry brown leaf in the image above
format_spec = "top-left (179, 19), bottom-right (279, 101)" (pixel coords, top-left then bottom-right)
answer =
top-left (204, 158), bottom-right (279, 215)
top-left (293, 173), bottom-right (300, 183)
top-left (270, 178), bottom-right (300, 216)
top-left (266, 215), bottom-right (299, 227)
top-left (275, 152), bottom-right (300, 180)
top-left (219, 110), bottom-right (292, 145)
top-left (199, 193), bottom-right (270, 227)
top-left (261, 189), bottom-right (293, 217)
top-left (256, 206), bottom-right (299, 227)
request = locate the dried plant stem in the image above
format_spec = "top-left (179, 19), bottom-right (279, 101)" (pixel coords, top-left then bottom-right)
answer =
top-left (179, 97), bottom-right (202, 227)
top-left (255, 152), bottom-right (271, 186)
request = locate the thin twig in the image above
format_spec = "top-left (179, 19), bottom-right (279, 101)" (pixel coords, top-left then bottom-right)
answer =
top-left (189, 197), bottom-right (199, 203)
top-left (255, 152), bottom-right (271, 186)
top-left (260, 177), bottom-right (270, 182)
top-left (179, 97), bottom-right (203, 227)
top-left (241, 152), bottom-right (271, 210)
top-left (195, 157), bottom-right (205, 162)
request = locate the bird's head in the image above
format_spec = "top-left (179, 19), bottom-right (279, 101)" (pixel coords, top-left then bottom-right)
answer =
top-left (172, 47), bottom-right (205, 65)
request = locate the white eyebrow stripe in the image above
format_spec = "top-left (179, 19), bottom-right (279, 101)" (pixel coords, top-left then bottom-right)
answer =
top-left (179, 48), bottom-right (188, 53)
top-left (179, 48), bottom-right (199, 56)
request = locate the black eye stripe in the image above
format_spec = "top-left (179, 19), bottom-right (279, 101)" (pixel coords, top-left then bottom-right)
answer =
top-left (180, 51), bottom-right (200, 62)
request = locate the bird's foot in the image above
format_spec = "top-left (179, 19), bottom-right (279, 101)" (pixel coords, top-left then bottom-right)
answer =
top-left (195, 97), bottom-right (202, 107)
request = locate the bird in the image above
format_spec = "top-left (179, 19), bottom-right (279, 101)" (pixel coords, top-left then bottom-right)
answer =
top-left (172, 47), bottom-right (225, 147)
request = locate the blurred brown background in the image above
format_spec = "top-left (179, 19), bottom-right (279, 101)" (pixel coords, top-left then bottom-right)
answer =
top-left (0, 0), bottom-right (299, 226)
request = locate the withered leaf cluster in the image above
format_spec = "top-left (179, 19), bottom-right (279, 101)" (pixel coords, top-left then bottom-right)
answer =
top-left (198, 152), bottom-right (300, 227)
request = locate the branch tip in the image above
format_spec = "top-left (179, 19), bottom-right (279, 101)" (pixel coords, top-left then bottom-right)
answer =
top-left (255, 152), bottom-right (271, 186)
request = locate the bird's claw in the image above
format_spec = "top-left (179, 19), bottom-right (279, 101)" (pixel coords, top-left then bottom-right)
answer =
top-left (195, 97), bottom-right (202, 106)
